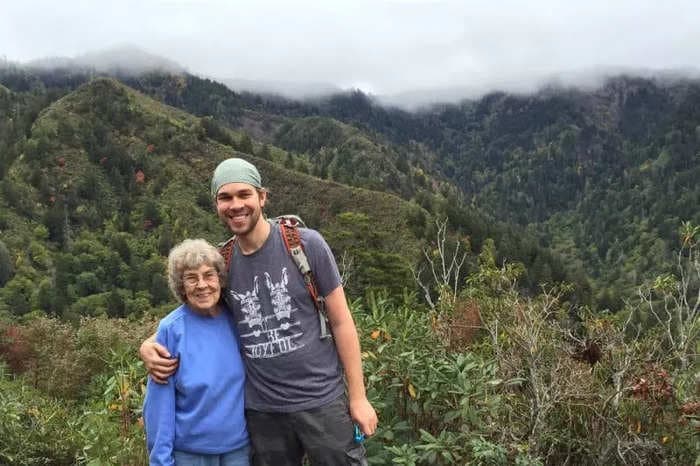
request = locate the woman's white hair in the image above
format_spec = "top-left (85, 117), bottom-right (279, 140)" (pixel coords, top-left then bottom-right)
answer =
top-left (167, 239), bottom-right (226, 302)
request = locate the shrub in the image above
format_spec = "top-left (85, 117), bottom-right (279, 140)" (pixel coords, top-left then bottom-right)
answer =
top-left (0, 364), bottom-right (80, 465)
top-left (0, 239), bottom-right (12, 286)
top-left (0, 315), bottom-right (157, 401)
top-left (355, 293), bottom-right (508, 465)
top-left (77, 348), bottom-right (148, 466)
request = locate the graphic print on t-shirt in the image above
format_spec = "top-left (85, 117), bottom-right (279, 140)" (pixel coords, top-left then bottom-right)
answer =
top-left (266, 268), bottom-right (293, 319)
top-left (230, 267), bottom-right (304, 359)
top-left (232, 275), bottom-right (263, 330)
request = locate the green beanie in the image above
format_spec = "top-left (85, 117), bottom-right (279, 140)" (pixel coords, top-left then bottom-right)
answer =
top-left (211, 158), bottom-right (262, 196)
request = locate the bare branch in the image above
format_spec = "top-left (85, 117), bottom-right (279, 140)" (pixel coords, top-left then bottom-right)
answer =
top-left (412, 217), bottom-right (468, 310)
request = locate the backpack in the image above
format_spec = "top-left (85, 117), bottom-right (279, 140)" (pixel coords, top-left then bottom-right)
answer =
top-left (218, 215), bottom-right (332, 339)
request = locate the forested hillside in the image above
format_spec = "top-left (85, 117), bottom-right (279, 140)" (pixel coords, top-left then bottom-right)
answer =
top-left (0, 62), bottom-right (697, 465)
top-left (248, 77), bottom-right (700, 309)
top-left (0, 76), bottom-right (435, 317)
top-left (0, 63), bottom-right (579, 309)
top-left (92, 67), bottom-right (700, 309)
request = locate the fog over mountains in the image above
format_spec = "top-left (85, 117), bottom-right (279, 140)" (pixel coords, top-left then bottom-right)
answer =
top-left (2, 41), bottom-right (700, 315)
top-left (25, 46), bottom-right (185, 76)
top-left (5, 45), bottom-right (700, 110)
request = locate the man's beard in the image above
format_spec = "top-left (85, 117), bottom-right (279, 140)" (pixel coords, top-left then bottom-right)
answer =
top-left (227, 206), bottom-right (262, 236)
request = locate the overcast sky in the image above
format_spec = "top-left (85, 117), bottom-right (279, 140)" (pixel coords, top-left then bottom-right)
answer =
top-left (2, 0), bottom-right (700, 104)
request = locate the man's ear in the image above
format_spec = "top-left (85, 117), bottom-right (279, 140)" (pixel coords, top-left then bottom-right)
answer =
top-left (259, 189), bottom-right (268, 207)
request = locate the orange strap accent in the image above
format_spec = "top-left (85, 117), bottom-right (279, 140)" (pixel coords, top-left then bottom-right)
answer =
top-left (220, 219), bottom-right (331, 339)
top-left (279, 223), bottom-right (322, 312)
top-left (219, 223), bottom-right (321, 312)
top-left (220, 237), bottom-right (237, 272)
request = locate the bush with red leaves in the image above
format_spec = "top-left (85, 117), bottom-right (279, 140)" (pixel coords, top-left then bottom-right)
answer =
top-left (630, 366), bottom-right (674, 404)
top-left (0, 324), bottom-right (32, 373)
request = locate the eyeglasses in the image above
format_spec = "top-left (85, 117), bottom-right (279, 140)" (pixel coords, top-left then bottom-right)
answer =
top-left (183, 269), bottom-right (219, 287)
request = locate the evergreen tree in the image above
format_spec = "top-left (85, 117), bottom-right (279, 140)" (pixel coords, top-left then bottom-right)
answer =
top-left (237, 132), bottom-right (254, 154)
top-left (105, 289), bottom-right (126, 318)
top-left (0, 239), bottom-right (12, 286)
top-left (257, 144), bottom-right (272, 160)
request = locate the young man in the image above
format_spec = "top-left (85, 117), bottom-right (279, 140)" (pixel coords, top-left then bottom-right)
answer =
top-left (140, 158), bottom-right (378, 465)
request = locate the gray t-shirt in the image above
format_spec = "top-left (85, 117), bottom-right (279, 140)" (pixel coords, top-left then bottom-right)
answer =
top-left (224, 223), bottom-right (345, 412)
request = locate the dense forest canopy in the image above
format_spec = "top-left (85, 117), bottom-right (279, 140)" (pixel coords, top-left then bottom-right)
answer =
top-left (233, 75), bottom-right (700, 310)
top-left (0, 64), bottom-right (590, 317)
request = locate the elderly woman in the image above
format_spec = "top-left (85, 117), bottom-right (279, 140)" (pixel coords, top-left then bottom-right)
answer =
top-left (143, 239), bottom-right (249, 466)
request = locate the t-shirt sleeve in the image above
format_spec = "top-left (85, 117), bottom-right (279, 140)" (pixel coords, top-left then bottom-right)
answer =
top-left (143, 320), bottom-right (178, 466)
top-left (302, 229), bottom-right (342, 297)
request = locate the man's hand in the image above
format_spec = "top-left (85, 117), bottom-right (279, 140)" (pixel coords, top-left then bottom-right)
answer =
top-left (139, 339), bottom-right (178, 384)
top-left (349, 397), bottom-right (378, 437)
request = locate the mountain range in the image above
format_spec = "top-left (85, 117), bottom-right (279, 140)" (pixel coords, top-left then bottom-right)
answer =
top-left (1, 49), bottom-right (698, 318)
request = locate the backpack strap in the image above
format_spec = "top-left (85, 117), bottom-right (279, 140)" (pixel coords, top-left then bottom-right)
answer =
top-left (278, 217), bottom-right (332, 340)
top-left (218, 217), bottom-right (332, 340)
top-left (219, 235), bottom-right (238, 273)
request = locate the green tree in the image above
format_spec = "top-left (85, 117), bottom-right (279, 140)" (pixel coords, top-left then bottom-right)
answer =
top-left (257, 143), bottom-right (272, 160)
top-left (43, 202), bottom-right (68, 244)
top-left (0, 240), bottom-right (12, 286)
top-left (36, 279), bottom-right (62, 316)
top-left (157, 225), bottom-right (174, 256)
top-left (74, 272), bottom-right (101, 297)
top-left (105, 289), bottom-right (126, 318)
top-left (143, 200), bottom-right (162, 229)
top-left (1, 276), bottom-right (33, 316)
top-left (237, 132), bottom-right (253, 154)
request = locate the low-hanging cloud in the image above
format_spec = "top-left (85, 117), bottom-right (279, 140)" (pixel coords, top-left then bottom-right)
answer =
top-left (2, 0), bottom-right (699, 107)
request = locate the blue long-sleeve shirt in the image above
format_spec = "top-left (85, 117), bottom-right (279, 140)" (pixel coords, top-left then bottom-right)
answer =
top-left (143, 305), bottom-right (248, 466)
